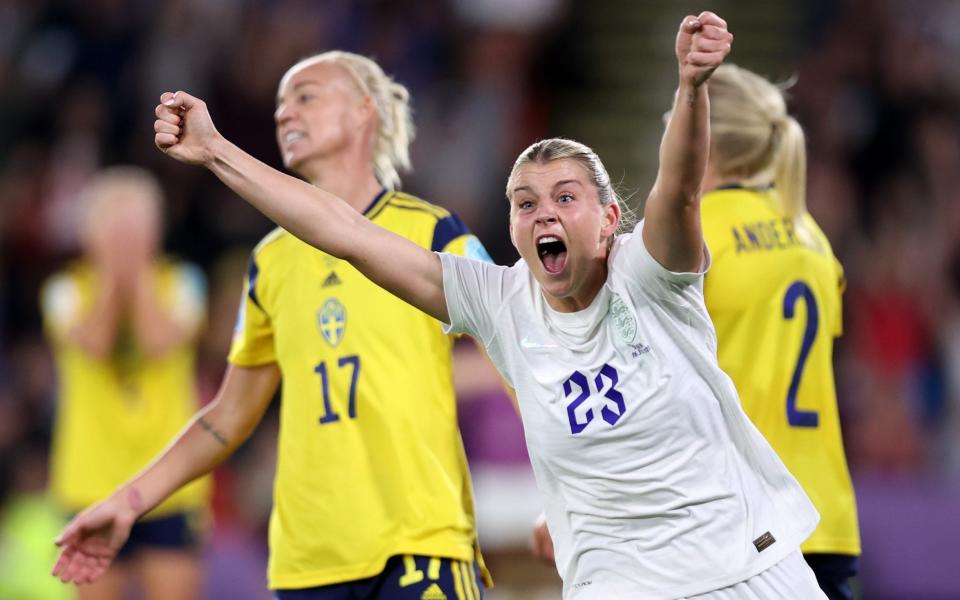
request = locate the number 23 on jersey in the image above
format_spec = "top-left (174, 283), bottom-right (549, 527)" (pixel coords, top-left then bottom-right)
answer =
top-left (562, 363), bottom-right (626, 434)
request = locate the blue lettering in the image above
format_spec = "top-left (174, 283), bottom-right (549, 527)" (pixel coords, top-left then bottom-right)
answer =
top-left (760, 222), bottom-right (776, 250)
top-left (768, 220), bottom-right (785, 248)
top-left (732, 227), bottom-right (749, 253)
top-left (743, 224), bottom-right (762, 250)
top-left (734, 220), bottom-right (803, 253)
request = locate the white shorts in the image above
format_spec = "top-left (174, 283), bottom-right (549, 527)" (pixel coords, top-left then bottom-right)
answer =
top-left (685, 551), bottom-right (826, 600)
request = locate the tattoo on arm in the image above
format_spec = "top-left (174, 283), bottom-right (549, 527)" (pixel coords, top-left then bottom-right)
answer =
top-left (685, 89), bottom-right (696, 107)
top-left (198, 416), bottom-right (229, 447)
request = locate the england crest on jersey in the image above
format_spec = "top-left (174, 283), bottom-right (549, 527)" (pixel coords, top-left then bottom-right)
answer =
top-left (317, 298), bottom-right (346, 347)
top-left (609, 292), bottom-right (637, 344)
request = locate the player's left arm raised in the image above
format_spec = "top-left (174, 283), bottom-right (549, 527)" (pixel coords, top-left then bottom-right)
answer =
top-left (153, 92), bottom-right (448, 323)
top-left (643, 11), bottom-right (732, 273)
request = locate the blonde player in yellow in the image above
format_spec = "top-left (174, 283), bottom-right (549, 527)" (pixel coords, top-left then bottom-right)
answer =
top-left (698, 64), bottom-right (860, 599)
top-left (53, 52), bottom-right (492, 600)
top-left (41, 166), bottom-right (209, 600)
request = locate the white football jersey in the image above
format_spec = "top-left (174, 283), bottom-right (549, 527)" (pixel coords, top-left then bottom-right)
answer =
top-left (439, 226), bottom-right (818, 599)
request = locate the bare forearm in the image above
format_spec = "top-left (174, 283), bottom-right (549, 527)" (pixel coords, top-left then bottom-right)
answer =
top-left (114, 401), bottom-right (244, 518)
top-left (205, 137), bottom-right (364, 260)
top-left (114, 363), bottom-right (278, 518)
top-left (641, 12), bottom-right (730, 272)
top-left (641, 80), bottom-right (710, 272)
top-left (656, 81), bottom-right (710, 206)
top-left (204, 137), bottom-right (448, 321)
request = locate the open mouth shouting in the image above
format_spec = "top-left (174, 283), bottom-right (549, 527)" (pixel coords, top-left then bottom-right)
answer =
top-left (537, 235), bottom-right (567, 274)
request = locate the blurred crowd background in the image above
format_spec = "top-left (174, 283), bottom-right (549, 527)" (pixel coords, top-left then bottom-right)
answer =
top-left (2, 0), bottom-right (960, 598)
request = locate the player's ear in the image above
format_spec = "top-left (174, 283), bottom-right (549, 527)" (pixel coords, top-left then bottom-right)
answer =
top-left (601, 201), bottom-right (621, 238)
top-left (509, 222), bottom-right (518, 250)
top-left (353, 94), bottom-right (377, 131)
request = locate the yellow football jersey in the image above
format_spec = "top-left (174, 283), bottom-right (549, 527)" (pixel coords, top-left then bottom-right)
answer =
top-left (229, 189), bottom-right (493, 590)
top-left (41, 259), bottom-right (209, 518)
top-left (701, 187), bottom-right (860, 556)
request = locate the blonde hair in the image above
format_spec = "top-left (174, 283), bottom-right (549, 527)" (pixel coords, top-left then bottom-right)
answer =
top-left (291, 51), bottom-right (414, 189)
top-left (506, 138), bottom-right (638, 234)
top-left (707, 64), bottom-right (814, 244)
top-left (80, 166), bottom-right (163, 243)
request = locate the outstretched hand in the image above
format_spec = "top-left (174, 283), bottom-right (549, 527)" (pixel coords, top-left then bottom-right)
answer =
top-left (51, 494), bottom-right (138, 585)
top-left (676, 11), bottom-right (733, 88)
top-left (154, 91), bottom-right (222, 165)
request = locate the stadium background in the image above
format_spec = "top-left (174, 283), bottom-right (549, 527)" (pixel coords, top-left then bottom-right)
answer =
top-left (2, 0), bottom-right (959, 598)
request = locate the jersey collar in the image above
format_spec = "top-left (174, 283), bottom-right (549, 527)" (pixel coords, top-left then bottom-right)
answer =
top-left (362, 188), bottom-right (391, 217)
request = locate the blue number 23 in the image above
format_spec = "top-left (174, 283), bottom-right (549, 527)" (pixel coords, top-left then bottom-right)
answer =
top-left (562, 363), bottom-right (626, 434)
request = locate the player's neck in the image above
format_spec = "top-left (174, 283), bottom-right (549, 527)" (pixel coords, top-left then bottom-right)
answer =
top-left (542, 257), bottom-right (609, 313)
top-left (304, 156), bottom-right (384, 214)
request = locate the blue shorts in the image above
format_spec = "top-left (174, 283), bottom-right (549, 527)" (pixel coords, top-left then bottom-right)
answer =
top-left (116, 511), bottom-right (202, 560)
top-left (275, 554), bottom-right (485, 600)
top-left (804, 553), bottom-right (859, 600)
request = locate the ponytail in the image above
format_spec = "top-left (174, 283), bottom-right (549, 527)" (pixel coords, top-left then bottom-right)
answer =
top-left (372, 81), bottom-right (414, 190)
top-left (772, 116), bottom-right (806, 222)
top-left (708, 65), bottom-right (818, 249)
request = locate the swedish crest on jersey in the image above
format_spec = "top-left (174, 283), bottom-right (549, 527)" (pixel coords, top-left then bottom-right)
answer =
top-left (317, 298), bottom-right (346, 346)
top-left (609, 292), bottom-right (637, 343)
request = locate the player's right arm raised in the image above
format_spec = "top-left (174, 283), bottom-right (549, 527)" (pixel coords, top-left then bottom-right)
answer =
top-left (52, 363), bottom-right (279, 584)
top-left (643, 11), bottom-right (732, 273)
top-left (154, 91), bottom-right (449, 323)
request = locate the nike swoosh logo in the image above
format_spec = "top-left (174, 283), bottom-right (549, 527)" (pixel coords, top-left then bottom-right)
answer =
top-left (520, 336), bottom-right (558, 349)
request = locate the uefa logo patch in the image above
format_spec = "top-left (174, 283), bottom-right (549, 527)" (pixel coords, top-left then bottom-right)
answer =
top-left (317, 298), bottom-right (346, 347)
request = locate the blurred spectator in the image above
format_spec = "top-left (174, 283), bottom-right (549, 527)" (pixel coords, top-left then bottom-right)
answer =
top-left (41, 167), bottom-right (209, 600)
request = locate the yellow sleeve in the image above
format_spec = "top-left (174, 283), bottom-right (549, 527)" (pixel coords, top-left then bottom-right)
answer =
top-left (227, 254), bottom-right (276, 366)
top-left (168, 262), bottom-right (207, 336)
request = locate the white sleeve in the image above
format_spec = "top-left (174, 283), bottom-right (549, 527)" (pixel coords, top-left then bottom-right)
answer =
top-left (169, 263), bottom-right (207, 333)
top-left (616, 221), bottom-right (711, 300)
top-left (438, 252), bottom-right (505, 345)
top-left (41, 273), bottom-right (81, 342)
